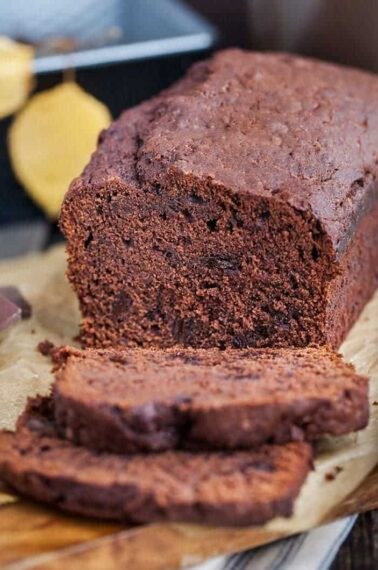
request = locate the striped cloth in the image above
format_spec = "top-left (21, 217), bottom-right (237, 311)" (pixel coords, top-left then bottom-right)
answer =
top-left (193, 517), bottom-right (357, 570)
top-left (0, 222), bottom-right (356, 570)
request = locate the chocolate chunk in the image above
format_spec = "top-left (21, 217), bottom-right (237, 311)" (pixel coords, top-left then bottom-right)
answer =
top-left (0, 295), bottom-right (21, 332)
top-left (0, 286), bottom-right (31, 319)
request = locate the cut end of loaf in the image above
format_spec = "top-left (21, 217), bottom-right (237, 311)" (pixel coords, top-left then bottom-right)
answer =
top-left (60, 49), bottom-right (378, 350)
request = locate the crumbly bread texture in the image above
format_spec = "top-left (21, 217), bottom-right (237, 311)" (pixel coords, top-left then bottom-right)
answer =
top-left (0, 397), bottom-right (313, 526)
top-left (53, 346), bottom-right (369, 453)
top-left (60, 49), bottom-right (378, 350)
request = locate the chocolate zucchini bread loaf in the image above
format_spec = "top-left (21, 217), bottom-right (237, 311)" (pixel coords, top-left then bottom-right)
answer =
top-left (53, 346), bottom-right (368, 453)
top-left (0, 397), bottom-right (312, 525)
top-left (60, 49), bottom-right (378, 349)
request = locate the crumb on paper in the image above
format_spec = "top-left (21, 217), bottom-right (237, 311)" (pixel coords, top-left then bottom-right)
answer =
top-left (37, 339), bottom-right (56, 357)
top-left (37, 341), bottom-right (81, 370)
top-left (325, 466), bottom-right (344, 482)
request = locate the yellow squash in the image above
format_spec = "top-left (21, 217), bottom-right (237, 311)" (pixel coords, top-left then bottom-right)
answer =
top-left (0, 37), bottom-right (34, 119)
top-left (9, 82), bottom-right (111, 218)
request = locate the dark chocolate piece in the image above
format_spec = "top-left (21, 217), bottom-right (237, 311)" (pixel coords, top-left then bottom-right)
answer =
top-left (0, 286), bottom-right (31, 319)
top-left (0, 295), bottom-right (21, 332)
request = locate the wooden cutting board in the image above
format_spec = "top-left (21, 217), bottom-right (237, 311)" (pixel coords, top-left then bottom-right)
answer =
top-left (0, 246), bottom-right (377, 570)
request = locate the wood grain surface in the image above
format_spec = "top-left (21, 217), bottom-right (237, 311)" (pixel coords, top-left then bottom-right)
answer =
top-left (1, 465), bottom-right (378, 570)
top-left (0, 246), bottom-right (377, 570)
top-left (331, 511), bottom-right (378, 570)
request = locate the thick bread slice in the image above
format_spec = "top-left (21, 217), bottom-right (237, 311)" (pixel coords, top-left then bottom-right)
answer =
top-left (53, 346), bottom-right (369, 453)
top-left (0, 397), bottom-right (313, 526)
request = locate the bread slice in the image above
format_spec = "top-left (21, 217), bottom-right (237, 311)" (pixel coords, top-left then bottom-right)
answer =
top-left (53, 346), bottom-right (369, 453)
top-left (0, 397), bottom-right (313, 526)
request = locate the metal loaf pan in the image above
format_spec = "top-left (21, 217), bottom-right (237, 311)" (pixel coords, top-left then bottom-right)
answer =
top-left (0, 0), bottom-right (216, 73)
